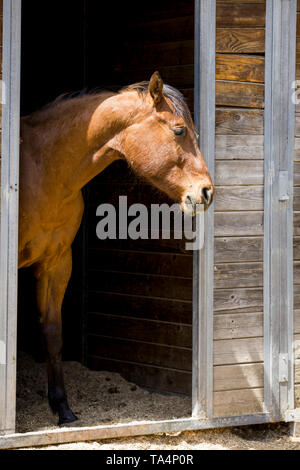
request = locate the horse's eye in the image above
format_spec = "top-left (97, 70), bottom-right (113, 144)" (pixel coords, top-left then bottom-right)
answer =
top-left (173, 127), bottom-right (187, 137)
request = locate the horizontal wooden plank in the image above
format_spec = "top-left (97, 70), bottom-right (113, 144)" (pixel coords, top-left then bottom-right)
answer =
top-left (214, 312), bottom-right (263, 340)
top-left (214, 262), bottom-right (263, 288)
top-left (87, 314), bottom-right (192, 347)
top-left (214, 337), bottom-right (263, 365)
top-left (215, 237), bottom-right (263, 262)
top-left (88, 270), bottom-right (193, 301)
top-left (214, 287), bottom-right (263, 313)
top-left (213, 387), bottom-right (264, 417)
top-left (87, 335), bottom-right (192, 371)
top-left (215, 135), bottom-right (264, 159)
top-left (216, 3), bottom-right (265, 27)
top-left (215, 81), bottom-right (265, 108)
top-left (216, 108), bottom-right (264, 135)
top-left (216, 161), bottom-right (263, 185)
top-left (216, 54), bottom-right (264, 83)
top-left (214, 363), bottom-right (263, 392)
top-left (215, 212), bottom-right (263, 236)
top-left (87, 291), bottom-right (192, 323)
top-left (216, 28), bottom-right (265, 54)
top-left (215, 186), bottom-right (264, 211)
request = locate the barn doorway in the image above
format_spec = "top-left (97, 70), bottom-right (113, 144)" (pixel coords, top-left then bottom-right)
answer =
top-left (17, 0), bottom-right (194, 432)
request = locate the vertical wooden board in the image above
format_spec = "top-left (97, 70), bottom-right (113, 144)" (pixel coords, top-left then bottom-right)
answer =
top-left (265, 0), bottom-right (296, 419)
top-left (193, 0), bottom-right (215, 419)
top-left (0, 0), bottom-right (21, 434)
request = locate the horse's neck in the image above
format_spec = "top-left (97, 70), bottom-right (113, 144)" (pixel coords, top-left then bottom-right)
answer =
top-left (21, 91), bottom-right (140, 196)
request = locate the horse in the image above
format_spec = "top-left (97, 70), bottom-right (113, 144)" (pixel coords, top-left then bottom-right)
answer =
top-left (19, 72), bottom-right (214, 426)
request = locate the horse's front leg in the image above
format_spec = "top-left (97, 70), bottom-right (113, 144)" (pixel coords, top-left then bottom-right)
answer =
top-left (34, 249), bottom-right (78, 426)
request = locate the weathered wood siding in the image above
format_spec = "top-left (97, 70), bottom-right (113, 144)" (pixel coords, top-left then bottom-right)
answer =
top-left (212, 0), bottom-right (265, 417)
top-left (83, 0), bottom-right (267, 417)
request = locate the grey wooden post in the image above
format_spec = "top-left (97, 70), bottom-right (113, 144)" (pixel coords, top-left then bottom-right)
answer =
top-left (193, 0), bottom-right (216, 419)
top-left (264, 0), bottom-right (296, 420)
top-left (0, 0), bottom-right (22, 435)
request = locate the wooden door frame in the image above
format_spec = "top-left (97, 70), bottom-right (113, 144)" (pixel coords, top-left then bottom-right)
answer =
top-left (0, 0), bottom-right (22, 436)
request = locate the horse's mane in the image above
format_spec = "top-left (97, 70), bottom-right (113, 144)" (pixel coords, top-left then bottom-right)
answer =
top-left (23, 81), bottom-right (194, 129)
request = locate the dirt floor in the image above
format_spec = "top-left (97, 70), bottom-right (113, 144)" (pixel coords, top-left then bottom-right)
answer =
top-left (16, 352), bottom-right (300, 450)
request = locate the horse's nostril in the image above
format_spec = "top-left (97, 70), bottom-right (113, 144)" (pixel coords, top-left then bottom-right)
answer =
top-left (201, 187), bottom-right (213, 205)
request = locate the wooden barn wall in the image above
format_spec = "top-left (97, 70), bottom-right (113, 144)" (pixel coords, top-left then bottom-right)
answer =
top-left (294, 0), bottom-right (300, 409)
top-left (84, 0), bottom-right (267, 417)
top-left (213, 0), bottom-right (265, 417)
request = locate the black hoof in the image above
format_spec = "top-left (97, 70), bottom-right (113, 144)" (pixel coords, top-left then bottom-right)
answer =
top-left (58, 410), bottom-right (78, 427)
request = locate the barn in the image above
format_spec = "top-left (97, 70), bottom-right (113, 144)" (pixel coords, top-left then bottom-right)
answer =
top-left (0, 0), bottom-right (299, 448)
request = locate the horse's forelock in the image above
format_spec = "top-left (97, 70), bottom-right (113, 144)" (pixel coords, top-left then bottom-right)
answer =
top-left (122, 81), bottom-right (194, 128)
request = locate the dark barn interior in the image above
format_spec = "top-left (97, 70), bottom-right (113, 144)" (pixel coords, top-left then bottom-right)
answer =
top-left (18, 0), bottom-right (194, 397)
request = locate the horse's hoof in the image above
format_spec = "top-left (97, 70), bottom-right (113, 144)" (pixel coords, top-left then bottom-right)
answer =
top-left (58, 411), bottom-right (79, 427)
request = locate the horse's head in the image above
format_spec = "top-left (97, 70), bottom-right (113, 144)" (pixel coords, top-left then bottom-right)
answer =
top-left (119, 72), bottom-right (214, 215)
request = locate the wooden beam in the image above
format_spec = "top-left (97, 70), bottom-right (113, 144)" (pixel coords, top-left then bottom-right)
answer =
top-left (193, 0), bottom-right (215, 419)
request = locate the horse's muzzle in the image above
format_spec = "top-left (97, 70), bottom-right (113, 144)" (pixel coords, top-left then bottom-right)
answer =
top-left (182, 188), bottom-right (213, 215)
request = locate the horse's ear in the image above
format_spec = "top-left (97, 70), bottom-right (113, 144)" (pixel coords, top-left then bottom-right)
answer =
top-left (148, 71), bottom-right (163, 106)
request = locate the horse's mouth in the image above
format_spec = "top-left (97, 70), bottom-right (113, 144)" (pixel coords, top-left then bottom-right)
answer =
top-left (180, 197), bottom-right (204, 216)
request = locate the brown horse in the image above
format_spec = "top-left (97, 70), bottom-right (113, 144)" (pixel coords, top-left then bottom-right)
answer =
top-left (19, 72), bottom-right (214, 425)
